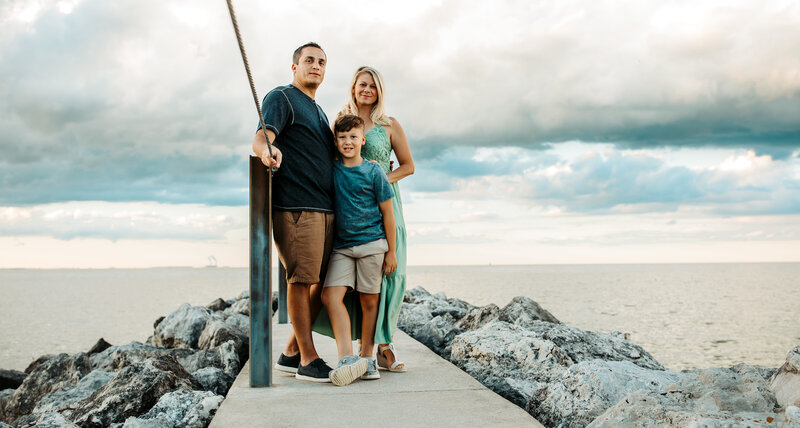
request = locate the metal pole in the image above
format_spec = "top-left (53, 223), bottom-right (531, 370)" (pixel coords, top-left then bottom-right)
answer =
top-left (249, 155), bottom-right (272, 387)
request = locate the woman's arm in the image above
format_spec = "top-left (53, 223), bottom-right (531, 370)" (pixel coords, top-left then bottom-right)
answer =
top-left (385, 117), bottom-right (414, 184)
top-left (378, 199), bottom-right (397, 275)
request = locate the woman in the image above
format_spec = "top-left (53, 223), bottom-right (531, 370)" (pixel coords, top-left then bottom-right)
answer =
top-left (341, 66), bottom-right (414, 371)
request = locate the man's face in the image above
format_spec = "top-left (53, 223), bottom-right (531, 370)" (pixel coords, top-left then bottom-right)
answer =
top-left (292, 47), bottom-right (326, 89)
top-left (335, 127), bottom-right (365, 159)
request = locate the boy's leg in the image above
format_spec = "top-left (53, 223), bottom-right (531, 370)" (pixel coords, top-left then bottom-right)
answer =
top-left (359, 292), bottom-right (380, 358)
top-left (353, 239), bottom-right (389, 358)
top-left (321, 286), bottom-right (353, 358)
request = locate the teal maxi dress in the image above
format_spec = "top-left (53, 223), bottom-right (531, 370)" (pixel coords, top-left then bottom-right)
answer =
top-left (312, 124), bottom-right (407, 345)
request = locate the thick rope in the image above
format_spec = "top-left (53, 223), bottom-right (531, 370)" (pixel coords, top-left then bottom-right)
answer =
top-left (225, 0), bottom-right (276, 172)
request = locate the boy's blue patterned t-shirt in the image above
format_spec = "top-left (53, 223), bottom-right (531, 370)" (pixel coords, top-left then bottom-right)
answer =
top-left (332, 159), bottom-right (394, 249)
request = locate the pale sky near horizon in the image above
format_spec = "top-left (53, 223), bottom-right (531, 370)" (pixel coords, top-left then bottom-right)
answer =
top-left (1, 0), bottom-right (799, 268)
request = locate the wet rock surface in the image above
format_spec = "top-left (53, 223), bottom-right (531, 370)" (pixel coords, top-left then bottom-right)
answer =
top-left (399, 286), bottom-right (797, 428)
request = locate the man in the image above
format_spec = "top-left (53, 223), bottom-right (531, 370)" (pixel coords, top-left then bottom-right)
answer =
top-left (253, 42), bottom-right (335, 382)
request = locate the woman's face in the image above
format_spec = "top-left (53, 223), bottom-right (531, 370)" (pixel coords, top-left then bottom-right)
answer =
top-left (353, 72), bottom-right (378, 106)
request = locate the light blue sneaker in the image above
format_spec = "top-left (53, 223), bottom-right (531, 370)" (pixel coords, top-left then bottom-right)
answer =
top-left (329, 355), bottom-right (368, 386)
top-left (361, 357), bottom-right (380, 380)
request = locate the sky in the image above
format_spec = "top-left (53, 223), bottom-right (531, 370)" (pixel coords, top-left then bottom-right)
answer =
top-left (1, 0), bottom-right (799, 268)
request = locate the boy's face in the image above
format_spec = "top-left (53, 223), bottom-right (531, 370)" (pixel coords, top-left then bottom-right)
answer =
top-left (335, 127), bottom-right (365, 159)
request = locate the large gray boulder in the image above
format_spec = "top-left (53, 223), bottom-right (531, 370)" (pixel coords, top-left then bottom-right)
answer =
top-left (588, 363), bottom-right (782, 427)
top-left (530, 360), bottom-right (684, 428)
top-left (3, 353), bottom-right (91, 422)
top-left (70, 355), bottom-right (202, 428)
top-left (119, 390), bottom-right (223, 428)
top-left (450, 321), bottom-right (574, 406)
top-left (153, 304), bottom-right (212, 349)
top-left (32, 370), bottom-right (115, 417)
top-left (770, 345), bottom-right (800, 409)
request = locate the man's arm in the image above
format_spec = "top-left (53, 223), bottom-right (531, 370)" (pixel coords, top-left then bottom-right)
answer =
top-left (252, 128), bottom-right (282, 168)
top-left (379, 199), bottom-right (397, 275)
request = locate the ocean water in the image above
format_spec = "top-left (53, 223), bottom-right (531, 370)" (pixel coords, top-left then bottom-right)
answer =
top-left (1, 263), bottom-right (798, 372)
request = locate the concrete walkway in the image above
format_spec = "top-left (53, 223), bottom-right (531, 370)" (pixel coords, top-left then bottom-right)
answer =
top-left (210, 323), bottom-right (544, 427)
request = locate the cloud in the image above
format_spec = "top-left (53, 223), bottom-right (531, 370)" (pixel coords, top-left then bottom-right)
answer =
top-left (1, 0), bottom-right (799, 208)
top-left (409, 145), bottom-right (800, 215)
top-left (0, 202), bottom-right (243, 240)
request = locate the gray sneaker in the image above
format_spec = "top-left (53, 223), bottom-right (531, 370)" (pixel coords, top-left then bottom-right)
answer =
top-left (329, 355), bottom-right (368, 386)
top-left (361, 357), bottom-right (380, 380)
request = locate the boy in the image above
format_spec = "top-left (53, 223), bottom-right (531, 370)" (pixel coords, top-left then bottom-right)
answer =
top-left (322, 115), bottom-right (397, 386)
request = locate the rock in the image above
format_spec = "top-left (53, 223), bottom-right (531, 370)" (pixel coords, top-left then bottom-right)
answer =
top-left (450, 321), bottom-right (574, 407)
top-left (0, 421), bottom-right (8, 428)
top-left (90, 342), bottom-right (195, 372)
top-left (87, 338), bottom-right (113, 355)
top-left (226, 299), bottom-right (249, 316)
top-left (179, 341), bottom-right (241, 377)
top-left (191, 367), bottom-right (234, 396)
top-left (787, 406), bottom-right (800, 424)
top-left (397, 302), bottom-right (433, 336)
top-left (153, 316), bottom-right (165, 329)
top-left (529, 360), bottom-right (685, 428)
top-left (197, 320), bottom-right (249, 367)
top-left (120, 390), bottom-right (222, 428)
top-left (153, 304), bottom-right (212, 349)
top-left (24, 355), bottom-right (53, 374)
top-left (32, 370), bottom-right (115, 417)
top-left (587, 363), bottom-right (781, 428)
top-left (0, 389), bottom-right (13, 423)
top-left (455, 304), bottom-right (499, 331)
top-left (205, 298), bottom-right (229, 312)
top-left (498, 296), bottom-right (561, 325)
top-left (11, 411), bottom-right (79, 427)
top-left (523, 320), bottom-right (664, 370)
top-left (222, 313), bottom-right (249, 331)
top-left (0, 370), bottom-right (26, 390)
top-left (414, 314), bottom-right (462, 358)
top-left (71, 355), bottom-right (202, 428)
top-left (770, 345), bottom-right (800, 408)
top-left (4, 353), bottom-right (91, 422)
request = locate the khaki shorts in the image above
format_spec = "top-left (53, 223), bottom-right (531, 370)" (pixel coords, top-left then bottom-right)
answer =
top-left (324, 239), bottom-right (388, 294)
top-left (272, 211), bottom-right (334, 285)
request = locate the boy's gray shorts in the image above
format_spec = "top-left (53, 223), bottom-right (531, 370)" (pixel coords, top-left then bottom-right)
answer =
top-left (323, 239), bottom-right (388, 294)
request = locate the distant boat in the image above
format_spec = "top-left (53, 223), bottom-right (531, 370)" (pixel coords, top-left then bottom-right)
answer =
top-left (205, 255), bottom-right (218, 268)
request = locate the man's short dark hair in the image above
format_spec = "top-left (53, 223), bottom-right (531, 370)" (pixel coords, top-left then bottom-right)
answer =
top-left (293, 42), bottom-right (325, 64)
top-left (334, 115), bottom-right (364, 135)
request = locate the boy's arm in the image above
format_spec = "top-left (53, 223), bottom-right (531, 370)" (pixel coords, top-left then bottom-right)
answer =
top-left (378, 199), bottom-right (397, 275)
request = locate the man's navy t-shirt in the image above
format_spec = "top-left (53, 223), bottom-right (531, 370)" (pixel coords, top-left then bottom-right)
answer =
top-left (258, 85), bottom-right (334, 212)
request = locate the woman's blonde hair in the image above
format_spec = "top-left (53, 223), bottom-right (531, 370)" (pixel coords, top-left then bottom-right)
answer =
top-left (338, 66), bottom-right (391, 126)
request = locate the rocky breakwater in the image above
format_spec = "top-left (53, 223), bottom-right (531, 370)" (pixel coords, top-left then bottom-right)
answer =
top-left (0, 291), bottom-right (264, 428)
top-left (399, 286), bottom-right (800, 427)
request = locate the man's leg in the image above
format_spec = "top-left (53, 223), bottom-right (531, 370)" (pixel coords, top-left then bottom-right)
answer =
top-left (287, 282), bottom-right (321, 366)
top-left (321, 286), bottom-right (353, 358)
top-left (282, 282), bottom-right (323, 357)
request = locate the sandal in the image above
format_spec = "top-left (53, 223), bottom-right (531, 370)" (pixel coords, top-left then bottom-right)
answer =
top-left (377, 343), bottom-right (406, 372)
